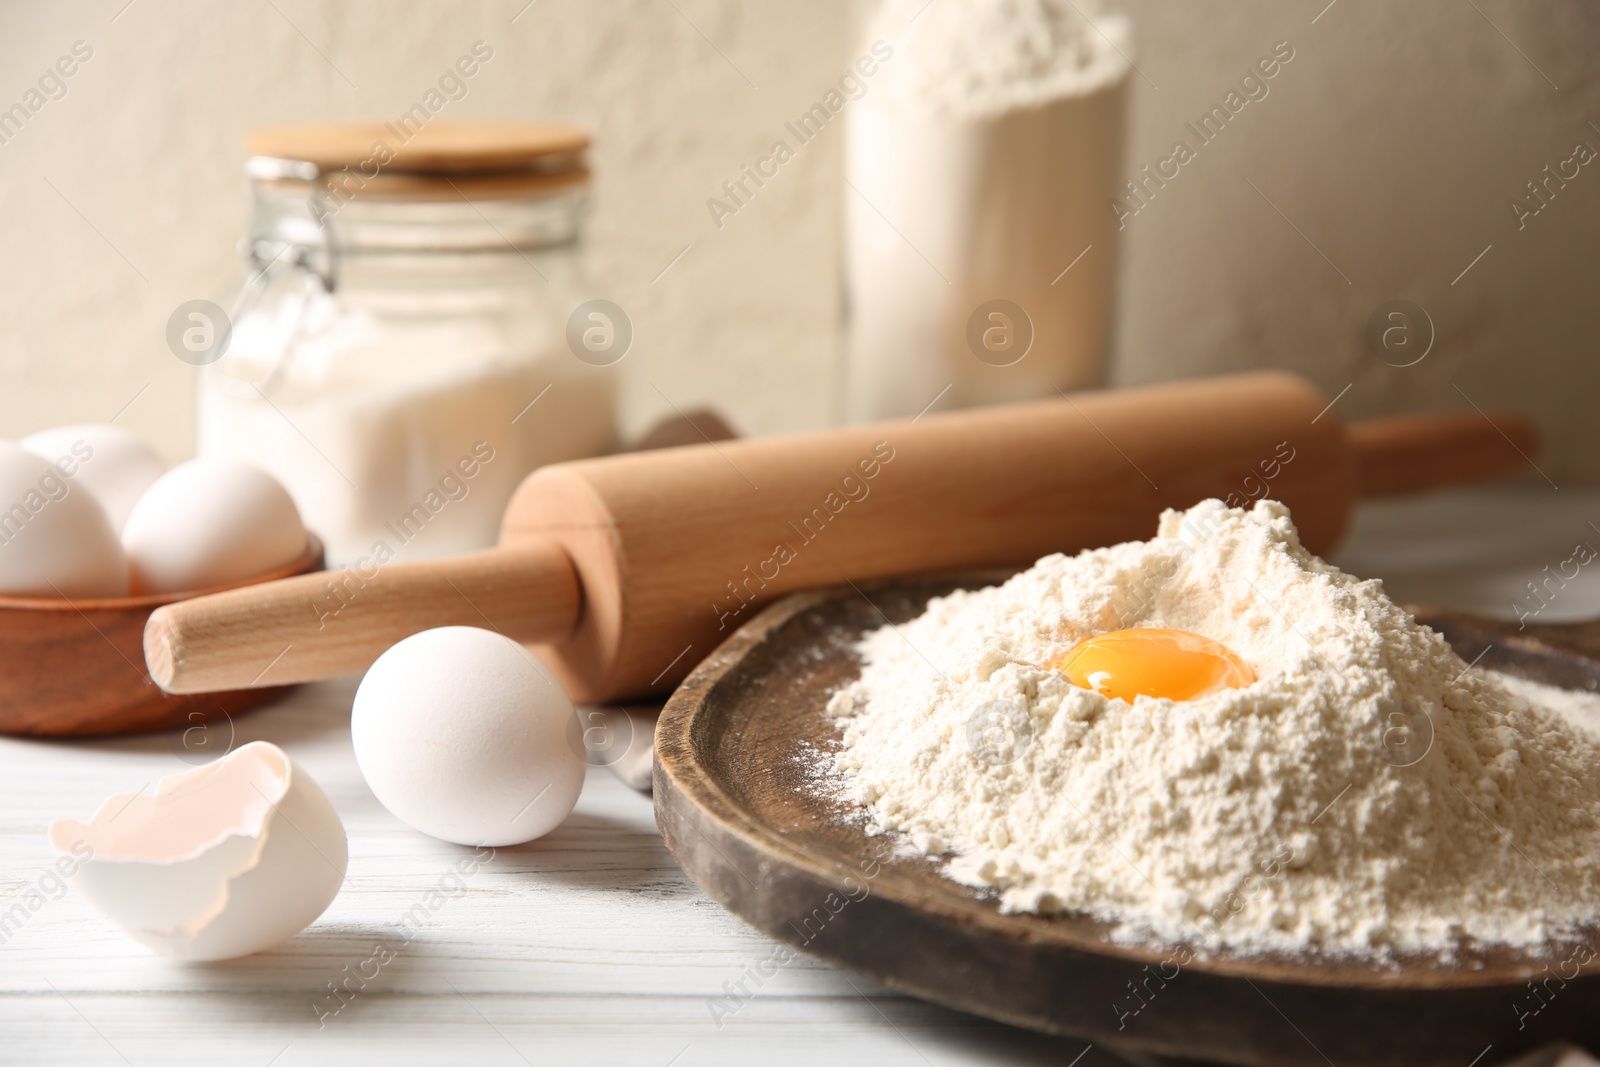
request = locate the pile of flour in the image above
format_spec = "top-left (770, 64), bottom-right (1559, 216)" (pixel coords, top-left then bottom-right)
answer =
top-left (829, 499), bottom-right (1600, 957)
top-left (867, 0), bottom-right (1130, 119)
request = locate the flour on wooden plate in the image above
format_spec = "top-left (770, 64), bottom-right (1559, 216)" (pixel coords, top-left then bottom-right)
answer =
top-left (828, 499), bottom-right (1600, 957)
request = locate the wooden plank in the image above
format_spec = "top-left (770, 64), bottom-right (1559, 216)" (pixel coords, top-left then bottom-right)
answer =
top-left (0, 678), bottom-right (1106, 1065)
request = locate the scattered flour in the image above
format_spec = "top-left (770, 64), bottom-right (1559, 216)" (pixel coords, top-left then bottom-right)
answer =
top-left (829, 499), bottom-right (1600, 957)
top-left (1490, 671), bottom-right (1600, 742)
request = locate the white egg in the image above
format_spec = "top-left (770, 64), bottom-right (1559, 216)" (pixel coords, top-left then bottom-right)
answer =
top-left (49, 741), bottom-right (347, 961)
top-left (122, 458), bottom-right (307, 595)
top-left (352, 626), bottom-right (585, 847)
top-left (20, 423), bottom-right (167, 531)
top-left (0, 440), bottom-right (127, 598)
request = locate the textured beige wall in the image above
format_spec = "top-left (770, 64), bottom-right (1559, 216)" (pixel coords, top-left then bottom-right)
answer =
top-left (1110, 0), bottom-right (1600, 485)
top-left (2, 1), bottom-right (1598, 480)
top-left (0, 0), bottom-right (852, 456)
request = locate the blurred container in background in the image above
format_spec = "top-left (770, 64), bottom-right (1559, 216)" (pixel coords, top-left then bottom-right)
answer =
top-left (199, 121), bottom-right (616, 565)
top-left (844, 0), bottom-right (1130, 420)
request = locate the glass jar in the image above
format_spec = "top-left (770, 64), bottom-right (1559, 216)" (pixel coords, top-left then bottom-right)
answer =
top-left (199, 122), bottom-right (617, 565)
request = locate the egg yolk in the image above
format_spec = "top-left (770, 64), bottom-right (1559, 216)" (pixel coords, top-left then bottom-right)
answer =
top-left (1049, 628), bottom-right (1255, 703)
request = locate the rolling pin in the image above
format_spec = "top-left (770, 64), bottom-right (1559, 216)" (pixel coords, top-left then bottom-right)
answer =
top-left (146, 372), bottom-right (1538, 703)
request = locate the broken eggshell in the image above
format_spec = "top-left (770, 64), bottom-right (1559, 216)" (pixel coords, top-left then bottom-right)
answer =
top-left (48, 740), bottom-right (347, 961)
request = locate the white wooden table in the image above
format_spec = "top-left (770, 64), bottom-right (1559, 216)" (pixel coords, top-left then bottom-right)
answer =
top-left (6, 487), bottom-right (1599, 1067)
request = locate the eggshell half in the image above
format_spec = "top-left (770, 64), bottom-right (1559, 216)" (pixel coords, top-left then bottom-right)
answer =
top-left (20, 423), bottom-right (167, 531)
top-left (122, 458), bottom-right (307, 595)
top-left (49, 741), bottom-right (347, 961)
top-left (0, 440), bottom-right (127, 598)
top-left (352, 626), bottom-right (586, 847)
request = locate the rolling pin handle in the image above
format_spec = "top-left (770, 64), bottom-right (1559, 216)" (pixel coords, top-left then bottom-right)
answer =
top-left (1347, 411), bottom-right (1540, 498)
top-left (144, 540), bottom-right (582, 695)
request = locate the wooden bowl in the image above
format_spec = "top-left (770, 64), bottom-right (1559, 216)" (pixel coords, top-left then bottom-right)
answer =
top-left (656, 574), bottom-right (1600, 1067)
top-left (0, 536), bottom-right (324, 737)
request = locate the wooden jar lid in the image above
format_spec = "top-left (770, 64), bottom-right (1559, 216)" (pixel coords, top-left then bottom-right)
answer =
top-left (248, 120), bottom-right (588, 172)
top-left (246, 120), bottom-right (590, 199)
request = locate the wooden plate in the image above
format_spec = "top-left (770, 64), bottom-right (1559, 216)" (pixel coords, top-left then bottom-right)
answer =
top-left (655, 574), bottom-right (1600, 1067)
